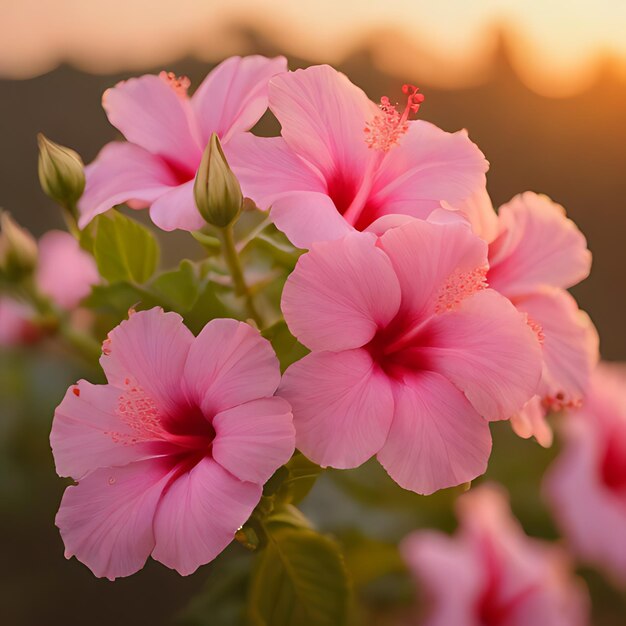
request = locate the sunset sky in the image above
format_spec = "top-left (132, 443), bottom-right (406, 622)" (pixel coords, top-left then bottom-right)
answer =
top-left (1, 0), bottom-right (625, 96)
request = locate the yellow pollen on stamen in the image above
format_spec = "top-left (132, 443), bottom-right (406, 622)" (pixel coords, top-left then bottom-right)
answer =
top-left (435, 266), bottom-right (488, 314)
top-left (159, 71), bottom-right (191, 97)
top-left (364, 84), bottom-right (424, 152)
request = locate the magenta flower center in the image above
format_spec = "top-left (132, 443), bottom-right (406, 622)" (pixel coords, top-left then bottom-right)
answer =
top-left (107, 379), bottom-right (215, 459)
top-left (366, 266), bottom-right (488, 379)
top-left (161, 155), bottom-right (198, 186)
top-left (326, 85), bottom-right (425, 232)
top-left (600, 422), bottom-right (626, 499)
top-left (474, 539), bottom-right (540, 626)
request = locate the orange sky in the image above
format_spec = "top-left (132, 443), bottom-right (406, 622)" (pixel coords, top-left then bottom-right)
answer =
top-left (1, 0), bottom-right (625, 96)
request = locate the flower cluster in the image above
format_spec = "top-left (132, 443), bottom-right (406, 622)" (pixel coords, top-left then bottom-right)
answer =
top-left (6, 53), bottom-right (614, 619)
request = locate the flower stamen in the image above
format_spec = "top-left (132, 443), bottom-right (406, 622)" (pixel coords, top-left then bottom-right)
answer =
top-left (159, 71), bottom-right (191, 97)
top-left (364, 84), bottom-right (424, 152)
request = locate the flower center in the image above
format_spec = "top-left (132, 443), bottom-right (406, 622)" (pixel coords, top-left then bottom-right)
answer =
top-left (159, 70), bottom-right (191, 98)
top-left (365, 266), bottom-right (487, 379)
top-left (364, 84), bottom-right (424, 152)
top-left (600, 422), bottom-right (626, 499)
top-left (107, 379), bottom-right (215, 454)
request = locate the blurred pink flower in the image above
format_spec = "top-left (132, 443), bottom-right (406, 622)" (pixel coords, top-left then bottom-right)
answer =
top-left (402, 484), bottom-right (589, 626)
top-left (229, 64), bottom-right (488, 249)
top-left (36, 230), bottom-right (99, 309)
top-left (0, 297), bottom-right (39, 346)
top-left (0, 230), bottom-right (98, 346)
top-left (452, 190), bottom-right (598, 446)
top-left (544, 363), bottom-right (626, 586)
top-left (278, 219), bottom-right (542, 495)
top-left (50, 308), bottom-right (294, 579)
top-left (78, 55), bottom-right (287, 232)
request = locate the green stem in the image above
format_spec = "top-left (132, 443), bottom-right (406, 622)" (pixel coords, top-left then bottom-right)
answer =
top-left (221, 224), bottom-right (263, 327)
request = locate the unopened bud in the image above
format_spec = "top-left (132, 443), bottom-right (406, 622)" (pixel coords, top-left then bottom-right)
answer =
top-left (37, 133), bottom-right (85, 213)
top-left (194, 133), bottom-right (243, 228)
top-left (0, 212), bottom-right (38, 281)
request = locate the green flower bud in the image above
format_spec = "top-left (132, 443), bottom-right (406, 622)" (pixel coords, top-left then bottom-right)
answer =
top-left (37, 133), bottom-right (85, 213)
top-left (0, 212), bottom-right (38, 281)
top-left (194, 133), bottom-right (243, 228)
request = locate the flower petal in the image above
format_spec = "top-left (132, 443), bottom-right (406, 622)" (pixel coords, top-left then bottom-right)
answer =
top-left (56, 460), bottom-right (171, 580)
top-left (148, 179), bottom-right (205, 232)
top-left (152, 457), bottom-right (261, 575)
top-left (101, 308), bottom-right (194, 416)
top-left (424, 289), bottom-right (543, 421)
top-left (51, 381), bottom-right (166, 480)
top-left (401, 531), bottom-right (480, 626)
top-left (227, 134), bottom-right (325, 211)
top-left (488, 192), bottom-right (591, 296)
top-left (511, 395), bottom-right (553, 448)
top-left (544, 400), bottom-right (626, 585)
top-left (36, 230), bottom-right (98, 309)
top-left (516, 288), bottom-right (599, 409)
top-left (378, 372), bottom-right (491, 495)
top-left (378, 218), bottom-right (488, 325)
top-left (212, 397), bottom-right (295, 484)
top-left (371, 121), bottom-right (488, 220)
top-left (78, 142), bottom-right (177, 228)
top-left (269, 64), bottom-right (378, 181)
top-left (442, 186), bottom-right (500, 243)
top-left (281, 232), bottom-right (401, 351)
top-left (278, 349), bottom-right (395, 468)
top-left (192, 55), bottom-right (288, 145)
top-left (271, 191), bottom-right (354, 249)
top-left (0, 297), bottom-right (34, 346)
top-left (103, 74), bottom-right (201, 168)
top-left (183, 319), bottom-right (281, 415)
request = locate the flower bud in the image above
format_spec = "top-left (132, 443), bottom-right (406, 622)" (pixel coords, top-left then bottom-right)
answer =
top-left (194, 133), bottom-right (243, 228)
top-left (37, 133), bottom-right (85, 213)
top-left (0, 212), bottom-right (38, 281)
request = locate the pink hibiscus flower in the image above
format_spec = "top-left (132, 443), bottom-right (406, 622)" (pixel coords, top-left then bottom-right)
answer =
top-left (50, 308), bottom-right (295, 579)
top-left (278, 218), bottom-right (542, 495)
top-left (36, 230), bottom-right (99, 309)
top-left (78, 55), bottom-right (287, 232)
top-left (402, 484), bottom-right (589, 626)
top-left (544, 363), bottom-right (626, 586)
top-left (0, 297), bottom-right (39, 346)
top-left (452, 190), bottom-right (598, 446)
top-left (0, 230), bottom-right (98, 346)
top-left (228, 64), bottom-right (488, 249)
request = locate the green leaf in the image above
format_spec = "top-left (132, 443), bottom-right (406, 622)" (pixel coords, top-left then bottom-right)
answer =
top-left (92, 211), bottom-right (159, 283)
top-left (262, 320), bottom-right (309, 372)
top-left (340, 531), bottom-right (406, 589)
top-left (178, 549), bottom-right (251, 626)
top-left (248, 527), bottom-right (350, 626)
top-left (191, 230), bottom-right (221, 254)
top-left (83, 282), bottom-right (143, 315)
top-left (184, 280), bottom-right (234, 334)
top-left (149, 260), bottom-right (199, 312)
top-left (282, 452), bottom-right (324, 505)
top-left (266, 504), bottom-right (313, 531)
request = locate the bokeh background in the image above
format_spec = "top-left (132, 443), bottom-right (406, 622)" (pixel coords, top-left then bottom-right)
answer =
top-left (1, 1), bottom-right (625, 624)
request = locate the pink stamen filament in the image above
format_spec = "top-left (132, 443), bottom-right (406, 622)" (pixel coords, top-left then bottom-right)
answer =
top-left (344, 85), bottom-right (424, 225)
top-left (364, 84), bottom-right (424, 153)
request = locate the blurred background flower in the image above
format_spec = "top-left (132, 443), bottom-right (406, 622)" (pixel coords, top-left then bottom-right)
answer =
top-left (0, 1), bottom-right (625, 624)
